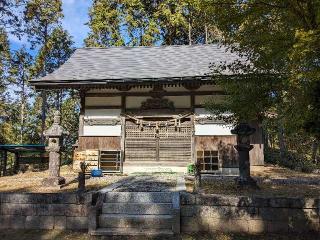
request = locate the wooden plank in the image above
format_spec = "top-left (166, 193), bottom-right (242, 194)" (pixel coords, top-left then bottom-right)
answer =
top-left (85, 105), bottom-right (121, 109)
top-left (195, 136), bottom-right (238, 168)
top-left (78, 136), bottom-right (121, 150)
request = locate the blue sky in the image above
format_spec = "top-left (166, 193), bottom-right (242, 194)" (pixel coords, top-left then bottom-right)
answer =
top-left (10, 0), bottom-right (91, 51)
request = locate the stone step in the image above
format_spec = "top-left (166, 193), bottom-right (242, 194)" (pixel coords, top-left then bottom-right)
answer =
top-left (123, 161), bottom-right (189, 167)
top-left (91, 228), bottom-right (174, 236)
top-left (99, 214), bottom-right (173, 229)
top-left (104, 192), bottom-right (173, 203)
top-left (102, 202), bottom-right (173, 215)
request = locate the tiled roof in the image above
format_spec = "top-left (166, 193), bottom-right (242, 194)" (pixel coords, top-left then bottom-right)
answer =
top-left (31, 44), bottom-right (244, 86)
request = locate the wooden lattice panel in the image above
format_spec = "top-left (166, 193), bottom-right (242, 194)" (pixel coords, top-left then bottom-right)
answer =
top-left (125, 119), bottom-right (192, 163)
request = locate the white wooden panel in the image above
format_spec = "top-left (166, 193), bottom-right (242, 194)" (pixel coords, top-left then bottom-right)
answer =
top-left (195, 124), bottom-right (234, 136)
top-left (85, 109), bottom-right (121, 119)
top-left (83, 125), bottom-right (121, 136)
top-left (85, 97), bottom-right (121, 106)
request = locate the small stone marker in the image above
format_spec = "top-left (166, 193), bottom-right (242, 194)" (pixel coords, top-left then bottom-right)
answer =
top-left (231, 123), bottom-right (258, 188)
top-left (42, 111), bottom-right (69, 187)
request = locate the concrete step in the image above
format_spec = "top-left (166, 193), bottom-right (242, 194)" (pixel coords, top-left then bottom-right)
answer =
top-left (104, 192), bottom-right (173, 203)
top-left (102, 202), bottom-right (173, 215)
top-left (91, 228), bottom-right (174, 236)
top-left (99, 214), bottom-right (173, 229)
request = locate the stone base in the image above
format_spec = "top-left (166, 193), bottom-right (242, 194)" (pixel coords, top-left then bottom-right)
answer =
top-left (42, 176), bottom-right (66, 187)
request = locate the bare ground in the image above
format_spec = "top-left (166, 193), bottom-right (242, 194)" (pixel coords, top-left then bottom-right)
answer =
top-left (0, 165), bottom-right (127, 193)
top-left (0, 230), bottom-right (318, 240)
top-left (186, 164), bottom-right (320, 197)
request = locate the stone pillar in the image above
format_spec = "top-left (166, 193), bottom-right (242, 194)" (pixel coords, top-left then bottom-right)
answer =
top-left (231, 123), bottom-right (258, 188)
top-left (42, 111), bottom-right (69, 187)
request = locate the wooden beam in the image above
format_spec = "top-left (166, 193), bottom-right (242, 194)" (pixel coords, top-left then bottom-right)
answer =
top-left (85, 105), bottom-right (122, 110)
top-left (86, 91), bottom-right (226, 97)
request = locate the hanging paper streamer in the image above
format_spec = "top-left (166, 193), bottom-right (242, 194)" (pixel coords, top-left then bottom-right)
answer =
top-left (124, 113), bottom-right (192, 132)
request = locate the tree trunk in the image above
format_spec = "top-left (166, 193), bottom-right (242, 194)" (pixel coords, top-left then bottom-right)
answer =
top-left (56, 91), bottom-right (60, 111)
top-left (205, 24), bottom-right (208, 44)
top-left (311, 139), bottom-right (319, 164)
top-left (20, 96), bottom-right (25, 144)
top-left (188, 18), bottom-right (192, 45)
top-left (277, 124), bottom-right (286, 160)
top-left (41, 91), bottom-right (47, 144)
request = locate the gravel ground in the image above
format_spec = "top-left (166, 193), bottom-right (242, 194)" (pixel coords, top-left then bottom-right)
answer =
top-left (113, 174), bottom-right (178, 192)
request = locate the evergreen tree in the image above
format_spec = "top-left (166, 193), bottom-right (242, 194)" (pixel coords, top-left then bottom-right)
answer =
top-left (205, 0), bottom-right (320, 170)
top-left (85, 0), bottom-right (218, 47)
top-left (9, 47), bottom-right (33, 143)
top-left (0, 28), bottom-right (10, 143)
top-left (24, 0), bottom-right (63, 143)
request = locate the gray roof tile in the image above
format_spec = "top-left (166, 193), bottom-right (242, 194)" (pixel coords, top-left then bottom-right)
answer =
top-left (33, 44), bottom-right (244, 84)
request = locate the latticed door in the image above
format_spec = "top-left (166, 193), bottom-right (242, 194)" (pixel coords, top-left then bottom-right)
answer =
top-left (125, 121), bottom-right (157, 162)
top-left (158, 122), bottom-right (192, 163)
top-left (125, 119), bottom-right (192, 163)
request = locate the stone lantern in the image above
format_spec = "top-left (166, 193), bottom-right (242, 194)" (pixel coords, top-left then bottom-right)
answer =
top-left (42, 111), bottom-right (69, 187)
top-left (231, 123), bottom-right (258, 187)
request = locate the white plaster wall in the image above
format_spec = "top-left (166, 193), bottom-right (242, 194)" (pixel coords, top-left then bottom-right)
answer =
top-left (83, 125), bottom-right (121, 136)
top-left (195, 108), bottom-right (232, 118)
top-left (195, 124), bottom-right (234, 136)
top-left (83, 109), bottom-right (122, 136)
top-left (85, 97), bottom-right (121, 106)
top-left (195, 95), bottom-right (226, 106)
top-left (165, 96), bottom-right (190, 108)
top-left (126, 96), bottom-right (149, 109)
top-left (84, 109), bottom-right (121, 119)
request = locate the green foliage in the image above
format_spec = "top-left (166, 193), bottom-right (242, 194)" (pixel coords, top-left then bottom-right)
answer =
top-left (60, 94), bottom-right (80, 164)
top-left (204, 1), bottom-right (320, 170)
top-left (0, 0), bottom-right (25, 36)
top-left (24, 0), bottom-right (63, 47)
top-left (33, 26), bottom-right (75, 75)
top-left (85, 0), bottom-right (220, 47)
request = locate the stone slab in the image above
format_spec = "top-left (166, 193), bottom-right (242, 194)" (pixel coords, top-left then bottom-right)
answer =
top-left (66, 216), bottom-right (88, 230)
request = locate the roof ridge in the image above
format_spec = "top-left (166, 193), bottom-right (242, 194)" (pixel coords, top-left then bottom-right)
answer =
top-left (78, 43), bottom-right (222, 50)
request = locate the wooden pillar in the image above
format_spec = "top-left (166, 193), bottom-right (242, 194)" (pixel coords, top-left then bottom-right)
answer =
top-left (190, 94), bottom-right (195, 112)
top-left (191, 115), bottom-right (196, 164)
top-left (14, 152), bottom-right (20, 173)
top-left (121, 95), bottom-right (126, 113)
top-left (120, 116), bottom-right (126, 172)
top-left (79, 90), bottom-right (86, 137)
